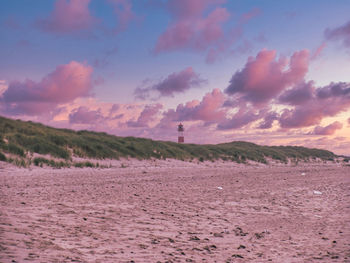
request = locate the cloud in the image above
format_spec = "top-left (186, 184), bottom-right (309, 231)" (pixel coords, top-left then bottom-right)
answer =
top-left (127, 103), bottom-right (163, 127)
top-left (205, 26), bottom-right (243, 64)
top-left (65, 99), bottom-right (143, 124)
top-left (278, 82), bottom-right (350, 128)
top-left (159, 88), bottom-right (226, 126)
top-left (154, 2), bottom-right (262, 64)
top-left (180, 88), bottom-right (226, 122)
top-left (0, 61), bottom-right (93, 115)
top-left (287, 137), bottom-right (350, 156)
top-left (278, 81), bottom-right (315, 105)
top-left (134, 67), bottom-right (206, 99)
top-left (225, 49), bottom-right (309, 105)
top-left (279, 106), bottom-right (323, 129)
top-left (69, 106), bottom-right (104, 124)
top-left (108, 0), bottom-right (136, 34)
top-left (310, 121), bottom-right (343, 135)
top-left (217, 105), bottom-right (264, 130)
top-left (154, 0), bottom-right (230, 53)
top-left (0, 80), bottom-right (8, 96)
top-left (93, 46), bottom-right (118, 68)
top-left (316, 82), bottom-right (350, 99)
top-left (37, 0), bottom-right (97, 34)
top-left (325, 20), bottom-right (350, 48)
top-left (109, 103), bottom-right (120, 115)
top-left (311, 42), bottom-right (326, 60)
top-left (257, 111), bottom-right (279, 129)
top-left (205, 7), bottom-right (262, 64)
top-left (348, 118), bottom-right (350, 125)
top-left (239, 7), bottom-right (261, 24)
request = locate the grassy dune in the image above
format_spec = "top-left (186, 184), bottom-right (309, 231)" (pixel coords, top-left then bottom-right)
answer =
top-left (0, 116), bottom-right (338, 167)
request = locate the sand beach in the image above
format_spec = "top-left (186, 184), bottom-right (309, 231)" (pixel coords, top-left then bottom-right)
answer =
top-left (0, 160), bottom-right (349, 262)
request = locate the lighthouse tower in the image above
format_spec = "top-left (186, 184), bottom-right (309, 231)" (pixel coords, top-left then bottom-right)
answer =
top-left (178, 123), bottom-right (184, 143)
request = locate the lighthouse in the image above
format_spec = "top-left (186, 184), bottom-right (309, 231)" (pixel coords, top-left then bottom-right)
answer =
top-left (178, 123), bottom-right (184, 143)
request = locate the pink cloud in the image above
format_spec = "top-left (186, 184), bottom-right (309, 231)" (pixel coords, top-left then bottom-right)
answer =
top-left (69, 106), bottom-right (104, 124)
top-left (316, 82), bottom-right (350, 99)
top-left (159, 88), bottom-right (226, 125)
top-left (257, 111), bottom-right (279, 129)
top-left (221, 50), bottom-right (349, 131)
top-left (311, 42), bottom-right (326, 60)
top-left (154, 4), bottom-right (261, 64)
top-left (348, 118), bottom-right (350, 125)
top-left (311, 121), bottom-right (343, 135)
top-left (108, 0), bottom-right (136, 34)
top-left (154, 0), bottom-right (230, 53)
top-left (254, 33), bottom-right (267, 43)
top-left (127, 103), bottom-right (163, 127)
top-left (225, 49), bottom-right (309, 105)
top-left (217, 105), bottom-right (264, 130)
top-left (0, 61), bottom-right (93, 115)
top-left (134, 67), bottom-right (206, 99)
top-left (205, 26), bottom-right (243, 64)
top-left (239, 7), bottom-right (261, 24)
top-left (279, 106), bottom-right (324, 129)
top-left (0, 80), bottom-right (7, 95)
top-left (109, 103), bottom-right (120, 115)
top-left (287, 137), bottom-right (350, 156)
top-left (37, 0), bottom-right (97, 34)
top-left (39, 99), bottom-right (146, 133)
top-left (278, 82), bottom-right (350, 128)
top-left (167, 0), bottom-right (226, 20)
top-left (67, 104), bottom-right (124, 126)
top-left (232, 39), bottom-right (253, 54)
top-left (58, 101), bottom-right (166, 138)
top-left (93, 46), bottom-right (118, 68)
top-left (278, 81), bottom-right (315, 105)
top-left (181, 88), bottom-right (226, 122)
top-left (325, 20), bottom-right (350, 48)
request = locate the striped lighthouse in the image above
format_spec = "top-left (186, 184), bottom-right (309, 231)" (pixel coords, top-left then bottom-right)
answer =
top-left (178, 123), bottom-right (184, 143)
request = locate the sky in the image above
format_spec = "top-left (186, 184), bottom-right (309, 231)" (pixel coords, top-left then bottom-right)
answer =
top-left (0, 0), bottom-right (350, 156)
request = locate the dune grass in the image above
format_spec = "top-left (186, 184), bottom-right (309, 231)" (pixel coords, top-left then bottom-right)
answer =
top-left (0, 115), bottom-right (338, 167)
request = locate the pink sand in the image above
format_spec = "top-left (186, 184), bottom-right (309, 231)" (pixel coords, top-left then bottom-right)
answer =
top-left (0, 160), bottom-right (349, 262)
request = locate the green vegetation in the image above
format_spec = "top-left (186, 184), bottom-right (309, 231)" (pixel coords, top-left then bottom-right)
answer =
top-left (0, 151), bottom-right (7, 161)
top-left (33, 157), bottom-right (70, 168)
top-left (6, 157), bottom-right (28, 167)
top-left (74, 161), bottom-right (96, 168)
top-left (0, 115), bottom-right (338, 167)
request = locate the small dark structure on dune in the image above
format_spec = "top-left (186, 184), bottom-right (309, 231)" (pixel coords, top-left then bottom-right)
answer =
top-left (178, 123), bottom-right (184, 143)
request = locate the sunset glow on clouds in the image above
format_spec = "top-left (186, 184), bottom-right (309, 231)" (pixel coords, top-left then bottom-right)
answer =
top-left (36, 0), bottom-right (97, 34)
top-left (1, 61), bottom-right (93, 115)
top-left (1, 0), bottom-right (350, 155)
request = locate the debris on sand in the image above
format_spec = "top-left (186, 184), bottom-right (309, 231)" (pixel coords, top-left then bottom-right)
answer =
top-left (313, 190), bottom-right (322, 195)
top-left (234, 227), bottom-right (248, 236)
top-left (213, 232), bottom-right (224, 237)
top-left (189, 236), bottom-right (200, 241)
top-left (255, 232), bottom-right (265, 239)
